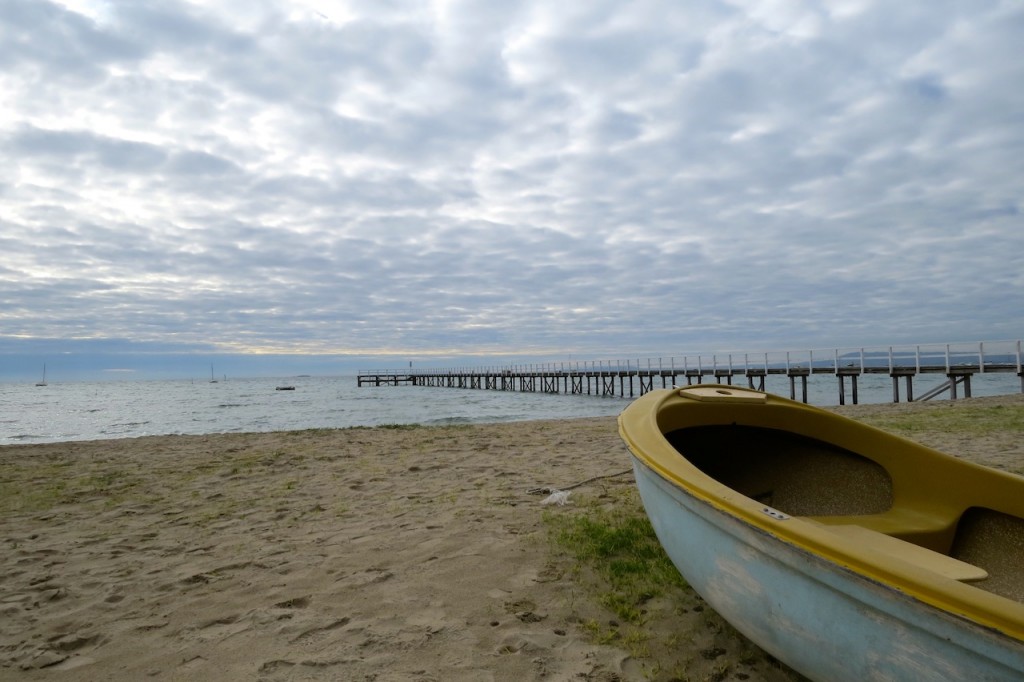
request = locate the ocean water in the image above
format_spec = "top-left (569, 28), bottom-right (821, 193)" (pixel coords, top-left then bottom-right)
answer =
top-left (1, 376), bottom-right (628, 445)
top-left (2, 372), bottom-right (1021, 445)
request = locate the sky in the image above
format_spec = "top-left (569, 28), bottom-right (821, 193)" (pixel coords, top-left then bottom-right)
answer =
top-left (2, 0), bottom-right (1023, 379)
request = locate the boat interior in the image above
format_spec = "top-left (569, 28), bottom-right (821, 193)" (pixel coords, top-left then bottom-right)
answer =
top-left (665, 422), bottom-right (1024, 603)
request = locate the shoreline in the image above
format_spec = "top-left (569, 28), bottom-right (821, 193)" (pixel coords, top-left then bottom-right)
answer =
top-left (2, 395), bottom-right (1022, 680)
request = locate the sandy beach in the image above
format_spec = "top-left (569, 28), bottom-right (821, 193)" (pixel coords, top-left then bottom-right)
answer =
top-left (2, 394), bottom-right (1022, 681)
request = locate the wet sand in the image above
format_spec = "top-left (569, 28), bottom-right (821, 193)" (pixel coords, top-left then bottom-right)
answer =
top-left (2, 394), bottom-right (1022, 681)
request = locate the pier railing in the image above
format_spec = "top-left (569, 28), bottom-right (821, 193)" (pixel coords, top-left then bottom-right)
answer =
top-left (357, 340), bottom-right (1024, 404)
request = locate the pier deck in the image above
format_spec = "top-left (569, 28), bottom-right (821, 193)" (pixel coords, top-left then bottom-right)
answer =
top-left (358, 341), bottom-right (1024, 405)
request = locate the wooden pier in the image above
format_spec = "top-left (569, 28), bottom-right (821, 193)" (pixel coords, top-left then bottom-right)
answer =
top-left (357, 341), bottom-right (1024, 405)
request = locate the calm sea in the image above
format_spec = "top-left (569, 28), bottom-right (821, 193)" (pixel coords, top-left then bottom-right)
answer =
top-left (2, 372), bottom-right (1021, 445)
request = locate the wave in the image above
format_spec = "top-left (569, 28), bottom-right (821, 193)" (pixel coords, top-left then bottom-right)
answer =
top-left (423, 416), bottom-right (476, 425)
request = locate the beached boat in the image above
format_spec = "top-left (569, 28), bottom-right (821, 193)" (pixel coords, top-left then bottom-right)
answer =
top-left (618, 385), bottom-right (1024, 681)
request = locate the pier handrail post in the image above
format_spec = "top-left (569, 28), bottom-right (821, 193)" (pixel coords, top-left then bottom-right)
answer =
top-left (980, 342), bottom-right (985, 373)
top-left (945, 344), bottom-right (951, 374)
top-left (916, 345), bottom-right (921, 373)
top-left (786, 351), bottom-right (791, 374)
top-left (888, 346), bottom-right (893, 375)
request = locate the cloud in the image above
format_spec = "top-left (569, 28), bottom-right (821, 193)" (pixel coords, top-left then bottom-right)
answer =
top-left (1, 0), bottom-right (1022, 372)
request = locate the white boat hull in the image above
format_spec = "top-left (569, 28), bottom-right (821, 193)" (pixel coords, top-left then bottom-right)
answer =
top-left (632, 457), bottom-right (1024, 681)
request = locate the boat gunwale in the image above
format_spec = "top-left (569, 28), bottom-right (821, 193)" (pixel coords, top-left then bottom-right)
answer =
top-left (618, 386), bottom-right (1024, 643)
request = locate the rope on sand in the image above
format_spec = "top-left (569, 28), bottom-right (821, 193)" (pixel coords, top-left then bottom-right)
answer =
top-left (528, 468), bottom-right (634, 505)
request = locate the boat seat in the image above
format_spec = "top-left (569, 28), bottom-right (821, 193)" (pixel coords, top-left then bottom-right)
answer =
top-left (806, 506), bottom-right (958, 550)
top-left (824, 524), bottom-right (988, 582)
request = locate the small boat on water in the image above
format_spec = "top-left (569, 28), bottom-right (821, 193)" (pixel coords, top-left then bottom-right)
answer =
top-left (35, 364), bottom-right (47, 387)
top-left (618, 385), bottom-right (1024, 681)
top-left (275, 386), bottom-right (295, 391)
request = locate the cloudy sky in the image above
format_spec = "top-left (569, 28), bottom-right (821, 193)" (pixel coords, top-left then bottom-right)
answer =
top-left (2, 0), bottom-right (1022, 376)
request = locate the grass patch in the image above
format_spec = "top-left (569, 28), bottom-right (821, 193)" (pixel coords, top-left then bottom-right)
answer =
top-left (542, 486), bottom-right (805, 680)
top-left (545, 489), bottom-right (688, 625)
top-left (1, 464), bottom-right (140, 514)
top-left (858, 403), bottom-right (1024, 436)
top-left (1, 475), bottom-right (67, 514)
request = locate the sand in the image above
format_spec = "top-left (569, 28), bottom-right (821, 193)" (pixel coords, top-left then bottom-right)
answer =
top-left (2, 394), bottom-right (1022, 681)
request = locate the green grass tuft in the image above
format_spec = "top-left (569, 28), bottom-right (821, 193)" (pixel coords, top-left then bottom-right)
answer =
top-left (545, 490), bottom-right (688, 624)
top-left (859, 403), bottom-right (1024, 436)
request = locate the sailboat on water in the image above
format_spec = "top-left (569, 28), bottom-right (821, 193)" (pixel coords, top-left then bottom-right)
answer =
top-left (35, 364), bottom-right (47, 387)
top-left (209, 365), bottom-right (218, 384)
